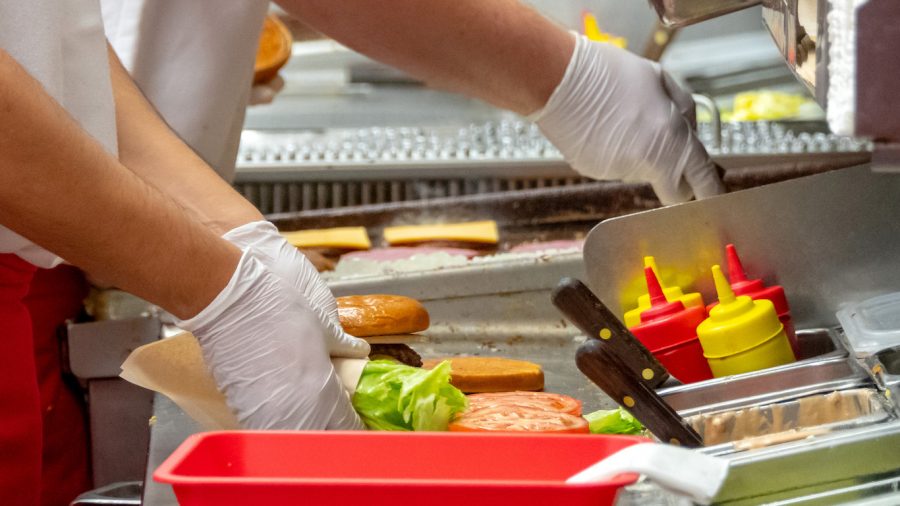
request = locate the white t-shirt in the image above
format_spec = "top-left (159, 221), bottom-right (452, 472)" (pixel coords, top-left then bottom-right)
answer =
top-left (101, 0), bottom-right (269, 182)
top-left (0, 0), bottom-right (118, 268)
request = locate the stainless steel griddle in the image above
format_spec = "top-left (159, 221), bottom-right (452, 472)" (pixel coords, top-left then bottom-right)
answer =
top-left (236, 119), bottom-right (870, 213)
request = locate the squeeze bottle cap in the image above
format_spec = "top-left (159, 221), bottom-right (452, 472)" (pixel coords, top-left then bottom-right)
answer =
top-left (724, 244), bottom-right (791, 316)
top-left (643, 256), bottom-right (687, 302)
top-left (699, 265), bottom-right (784, 358)
top-left (709, 265), bottom-right (755, 320)
top-left (726, 244), bottom-right (765, 294)
top-left (639, 267), bottom-right (686, 322)
top-left (624, 256), bottom-right (703, 327)
top-left (714, 265), bottom-right (737, 305)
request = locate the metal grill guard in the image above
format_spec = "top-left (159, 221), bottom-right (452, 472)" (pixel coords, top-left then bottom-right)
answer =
top-left (236, 119), bottom-right (871, 213)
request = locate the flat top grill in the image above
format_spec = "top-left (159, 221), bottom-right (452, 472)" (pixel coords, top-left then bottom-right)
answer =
top-left (237, 119), bottom-right (870, 173)
top-left (235, 120), bottom-right (871, 213)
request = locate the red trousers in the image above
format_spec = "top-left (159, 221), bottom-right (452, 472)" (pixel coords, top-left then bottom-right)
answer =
top-left (0, 255), bottom-right (91, 506)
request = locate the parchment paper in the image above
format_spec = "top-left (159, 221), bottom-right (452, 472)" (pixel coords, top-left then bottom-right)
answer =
top-left (120, 332), bottom-right (368, 430)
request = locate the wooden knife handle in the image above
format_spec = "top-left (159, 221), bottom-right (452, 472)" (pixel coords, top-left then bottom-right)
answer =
top-left (577, 338), bottom-right (703, 448)
top-left (642, 20), bottom-right (680, 62)
top-left (552, 278), bottom-right (671, 388)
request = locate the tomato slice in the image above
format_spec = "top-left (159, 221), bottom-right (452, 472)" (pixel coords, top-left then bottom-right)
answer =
top-left (465, 391), bottom-right (583, 417)
top-left (449, 406), bottom-right (590, 434)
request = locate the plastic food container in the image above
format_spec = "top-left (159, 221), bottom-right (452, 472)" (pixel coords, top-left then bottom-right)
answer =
top-left (837, 292), bottom-right (900, 356)
top-left (155, 431), bottom-right (646, 506)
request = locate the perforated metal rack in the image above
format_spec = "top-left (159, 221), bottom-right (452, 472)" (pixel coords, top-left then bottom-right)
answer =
top-left (235, 119), bottom-right (871, 213)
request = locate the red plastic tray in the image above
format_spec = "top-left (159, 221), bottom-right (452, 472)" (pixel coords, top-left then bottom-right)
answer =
top-left (155, 431), bottom-right (647, 506)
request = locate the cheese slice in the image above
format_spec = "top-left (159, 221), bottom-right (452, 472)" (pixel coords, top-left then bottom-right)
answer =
top-left (281, 227), bottom-right (371, 250)
top-left (383, 220), bottom-right (499, 245)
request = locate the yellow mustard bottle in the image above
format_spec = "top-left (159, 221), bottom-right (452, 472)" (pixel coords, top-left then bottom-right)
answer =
top-left (623, 256), bottom-right (705, 328)
top-left (697, 265), bottom-right (796, 377)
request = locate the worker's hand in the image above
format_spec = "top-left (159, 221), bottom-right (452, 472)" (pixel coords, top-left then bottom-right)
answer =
top-left (177, 251), bottom-right (363, 430)
top-left (533, 34), bottom-right (724, 205)
top-left (224, 221), bottom-right (370, 358)
top-left (248, 75), bottom-right (285, 106)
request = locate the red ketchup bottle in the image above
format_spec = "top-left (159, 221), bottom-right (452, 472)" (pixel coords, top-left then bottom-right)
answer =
top-left (712, 244), bottom-right (799, 358)
top-left (629, 267), bottom-right (714, 384)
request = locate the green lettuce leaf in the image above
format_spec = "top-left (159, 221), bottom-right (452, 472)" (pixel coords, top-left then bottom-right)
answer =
top-left (352, 360), bottom-right (467, 431)
top-left (584, 408), bottom-right (644, 435)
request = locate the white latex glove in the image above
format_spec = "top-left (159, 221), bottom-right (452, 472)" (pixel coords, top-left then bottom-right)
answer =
top-left (533, 34), bottom-right (725, 205)
top-left (177, 251), bottom-right (363, 430)
top-left (248, 75), bottom-right (285, 106)
top-left (224, 221), bottom-right (370, 359)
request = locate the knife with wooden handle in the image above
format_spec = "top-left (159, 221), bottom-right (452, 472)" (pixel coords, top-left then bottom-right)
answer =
top-left (576, 337), bottom-right (704, 448)
top-left (552, 277), bottom-right (673, 388)
top-left (642, 19), bottom-right (680, 62)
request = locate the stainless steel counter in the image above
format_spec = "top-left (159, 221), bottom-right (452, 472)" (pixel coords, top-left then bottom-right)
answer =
top-left (142, 395), bottom-right (200, 506)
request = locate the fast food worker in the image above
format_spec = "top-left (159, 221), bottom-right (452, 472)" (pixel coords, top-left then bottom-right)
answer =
top-left (0, 1), bottom-right (374, 504)
top-left (2, 1), bottom-right (723, 504)
top-left (101, 0), bottom-right (724, 201)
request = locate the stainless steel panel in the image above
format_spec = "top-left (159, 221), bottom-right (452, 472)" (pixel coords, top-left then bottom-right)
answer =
top-left (761, 0), bottom-right (828, 102)
top-left (88, 380), bottom-right (153, 488)
top-left (715, 422), bottom-right (900, 504)
top-left (141, 396), bottom-right (199, 506)
top-left (584, 165), bottom-right (900, 329)
top-left (71, 482), bottom-right (141, 505)
top-left (67, 317), bottom-right (161, 380)
top-left (867, 346), bottom-right (900, 414)
top-left (649, 0), bottom-right (761, 27)
top-left (688, 387), bottom-right (892, 451)
top-left (660, 329), bottom-right (870, 416)
top-left (666, 356), bottom-right (868, 416)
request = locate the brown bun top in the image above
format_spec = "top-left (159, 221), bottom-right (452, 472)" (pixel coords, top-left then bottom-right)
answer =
top-left (254, 15), bottom-right (292, 84)
top-left (337, 294), bottom-right (429, 337)
top-left (422, 357), bottom-right (544, 393)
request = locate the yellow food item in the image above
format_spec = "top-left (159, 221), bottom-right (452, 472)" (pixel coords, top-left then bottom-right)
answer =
top-left (254, 15), bottom-right (292, 84)
top-left (383, 221), bottom-right (499, 246)
top-left (583, 12), bottom-right (627, 49)
top-left (422, 357), bottom-right (544, 393)
top-left (723, 91), bottom-right (818, 122)
top-left (281, 227), bottom-right (371, 250)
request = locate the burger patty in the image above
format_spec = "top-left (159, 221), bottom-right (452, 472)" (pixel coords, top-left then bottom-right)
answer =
top-left (368, 343), bottom-right (423, 367)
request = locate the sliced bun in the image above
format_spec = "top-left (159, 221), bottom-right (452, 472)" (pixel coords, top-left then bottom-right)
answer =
top-left (422, 357), bottom-right (544, 393)
top-left (254, 15), bottom-right (292, 84)
top-left (337, 294), bottom-right (429, 337)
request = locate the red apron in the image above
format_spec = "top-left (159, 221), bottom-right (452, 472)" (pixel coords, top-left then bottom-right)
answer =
top-left (26, 265), bottom-right (91, 506)
top-left (0, 254), bottom-right (90, 506)
top-left (0, 254), bottom-right (41, 506)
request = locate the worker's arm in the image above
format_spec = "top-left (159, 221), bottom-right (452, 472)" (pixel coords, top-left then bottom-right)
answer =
top-left (277, 0), bottom-right (572, 116)
top-left (0, 49), bottom-right (362, 428)
top-left (106, 45), bottom-right (263, 235)
top-left (276, 0), bottom-right (724, 203)
top-left (106, 44), bottom-right (369, 358)
top-left (0, 49), bottom-right (237, 319)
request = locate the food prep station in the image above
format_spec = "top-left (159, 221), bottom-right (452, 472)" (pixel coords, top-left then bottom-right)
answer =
top-left (68, 1), bottom-right (900, 504)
